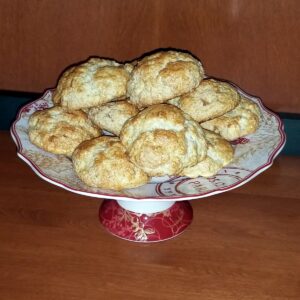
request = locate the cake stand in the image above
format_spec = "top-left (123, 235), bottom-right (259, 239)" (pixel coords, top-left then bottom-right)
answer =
top-left (10, 87), bottom-right (286, 242)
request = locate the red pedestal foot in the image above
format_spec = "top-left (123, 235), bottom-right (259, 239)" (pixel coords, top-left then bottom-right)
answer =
top-left (99, 200), bottom-right (193, 242)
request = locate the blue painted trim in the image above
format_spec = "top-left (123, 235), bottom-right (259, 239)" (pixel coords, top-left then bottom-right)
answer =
top-left (0, 90), bottom-right (40, 130)
top-left (0, 91), bottom-right (299, 155)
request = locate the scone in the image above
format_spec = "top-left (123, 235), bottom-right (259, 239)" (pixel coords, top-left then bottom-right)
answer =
top-left (168, 78), bottom-right (240, 122)
top-left (28, 106), bottom-right (100, 156)
top-left (182, 130), bottom-right (234, 178)
top-left (72, 136), bottom-right (149, 190)
top-left (201, 96), bottom-right (261, 141)
top-left (120, 104), bottom-right (207, 177)
top-left (127, 50), bottom-right (205, 108)
top-left (53, 57), bottom-right (133, 110)
top-left (87, 100), bottom-right (139, 136)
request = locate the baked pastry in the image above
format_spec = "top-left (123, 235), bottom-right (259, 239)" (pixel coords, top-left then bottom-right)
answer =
top-left (201, 96), bottom-right (261, 141)
top-left (28, 106), bottom-right (100, 156)
top-left (72, 136), bottom-right (149, 190)
top-left (168, 78), bottom-right (240, 122)
top-left (182, 130), bottom-right (234, 178)
top-left (53, 57), bottom-right (133, 110)
top-left (120, 104), bottom-right (207, 176)
top-left (87, 100), bottom-right (139, 136)
top-left (127, 50), bottom-right (205, 108)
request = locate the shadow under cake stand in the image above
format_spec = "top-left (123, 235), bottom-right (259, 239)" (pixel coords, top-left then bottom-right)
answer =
top-left (10, 88), bottom-right (286, 242)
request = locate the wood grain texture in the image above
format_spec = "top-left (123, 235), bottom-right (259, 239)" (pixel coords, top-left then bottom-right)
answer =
top-left (0, 0), bottom-right (299, 113)
top-left (0, 131), bottom-right (300, 299)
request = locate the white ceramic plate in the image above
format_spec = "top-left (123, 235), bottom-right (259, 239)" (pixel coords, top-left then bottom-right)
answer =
top-left (11, 87), bottom-right (286, 201)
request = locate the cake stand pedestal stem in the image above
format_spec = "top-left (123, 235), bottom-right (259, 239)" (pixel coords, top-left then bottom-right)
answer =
top-left (99, 200), bottom-right (193, 242)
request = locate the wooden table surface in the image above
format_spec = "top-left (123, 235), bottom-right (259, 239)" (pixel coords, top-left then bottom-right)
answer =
top-left (0, 131), bottom-right (299, 300)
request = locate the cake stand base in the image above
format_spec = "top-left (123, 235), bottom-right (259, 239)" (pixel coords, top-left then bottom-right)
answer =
top-left (99, 200), bottom-right (193, 242)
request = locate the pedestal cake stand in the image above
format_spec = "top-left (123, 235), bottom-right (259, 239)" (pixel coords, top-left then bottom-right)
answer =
top-left (11, 88), bottom-right (286, 242)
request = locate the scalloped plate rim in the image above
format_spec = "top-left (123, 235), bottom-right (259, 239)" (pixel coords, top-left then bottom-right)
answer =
top-left (10, 86), bottom-right (286, 202)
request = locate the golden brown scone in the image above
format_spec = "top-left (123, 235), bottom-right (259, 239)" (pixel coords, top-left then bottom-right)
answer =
top-left (127, 50), bottom-right (205, 108)
top-left (87, 100), bottom-right (139, 136)
top-left (72, 136), bottom-right (149, 190)
top-left (168, 78), bottom-right (240, 122)
top-left (53, 57), bottom-right (133, 110)
top-left (28, 106), bottom-right (101, 156)
top-left (182, 130), bottom-right (234, 178)
top-left (201, 96), bottom-right (261, 141)
top-left (52, 67), bottom-right (74, 106)
top-left (120, 104), bottom-right (207, 177)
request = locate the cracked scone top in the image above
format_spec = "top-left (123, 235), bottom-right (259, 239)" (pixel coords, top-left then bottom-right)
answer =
top-left (127, 50), bottom-right (205, 108)
top-left (87, 100), bottom-right (139, 136)
top-left (120, 104), bottom-right (207, 177)
top-left (72, 136), bottom-right (149, 190)
top-left (168, 78), bottom-right (240, 122)
top-left (28, 106), bottom-right (101, 157)
top-left (53, 57), bottom-right (133, 110)
top-left (182, 129), bottom-right (234, 178)
top-left (201, 96), bottom-right (261, 141)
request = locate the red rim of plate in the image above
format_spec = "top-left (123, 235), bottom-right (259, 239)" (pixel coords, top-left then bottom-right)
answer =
top-left (10, 87), bottom-right (286, 201)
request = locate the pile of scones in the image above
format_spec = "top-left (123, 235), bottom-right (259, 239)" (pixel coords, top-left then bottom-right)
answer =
top-left (28, 50), bottom-right (261, 190)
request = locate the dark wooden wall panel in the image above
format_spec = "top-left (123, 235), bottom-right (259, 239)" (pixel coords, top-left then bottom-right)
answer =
top-left (0, 0), bottom-right (299, 112)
